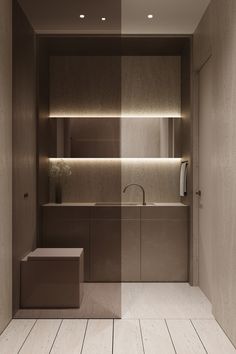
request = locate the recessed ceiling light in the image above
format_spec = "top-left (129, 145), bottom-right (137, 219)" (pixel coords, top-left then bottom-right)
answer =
top-left (147, 14), bottom-right (154, 19)
top-left (101, 17), bottom-right (106, 21)
top-left (79, 14), bottom-right (85, 19)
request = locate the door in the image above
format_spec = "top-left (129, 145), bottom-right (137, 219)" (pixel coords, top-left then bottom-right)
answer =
top-left (198, 57), bottom-right (213, 301)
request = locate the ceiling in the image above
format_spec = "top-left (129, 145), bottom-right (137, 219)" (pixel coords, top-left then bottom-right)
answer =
top-left (18, 0), bottom-right (210, 34)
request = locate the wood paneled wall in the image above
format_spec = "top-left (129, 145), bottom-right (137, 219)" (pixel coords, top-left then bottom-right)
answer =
top-left (0, 0), bottom-right (12, 334)
top-left (50, 55), bottom-right (180, 118)
top-left (180, 40), bottom-right (194, 283)
top-left (37, 39), bottom-right (51, 245)
top-left (121, 56), bottom-right (181, 117)
top-left (48, 52), bottom-right (182, 206)
top-left (194, 0), bottom-right (236, 347)
top-left (50, 56), bottom-right (122, 117)
top-left (12, 1), bottom-right (36, 314)
top-left (49, 159), bottom-right (181, 204)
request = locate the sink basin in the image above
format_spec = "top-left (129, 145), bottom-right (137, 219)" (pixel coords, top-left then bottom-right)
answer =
top-left (95, 202), bottom-right (156, 206)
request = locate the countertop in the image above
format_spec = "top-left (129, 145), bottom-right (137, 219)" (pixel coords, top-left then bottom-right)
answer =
top-left (42, 202), bottom-right (188, 207)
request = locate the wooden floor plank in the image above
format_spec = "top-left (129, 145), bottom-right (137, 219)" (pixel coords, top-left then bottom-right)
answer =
top-left (82, 319), bottom-right (113, 354)
top-left (166, 319), bottom-right (206, 354)
top-left (51, 319), bottom-right (87, 354)
top-left (0, 319), bottom-right (36, 354)
top-left (113, 319), bottom-right (144, 354)
top-left (140, 320), bottom-right (175, 354)
top-left (122, 283), bottom-right (213, 320)
top-left (19, 319), bottom-right (61, 354)
top-left (192, 319), bottom-right (236, 354)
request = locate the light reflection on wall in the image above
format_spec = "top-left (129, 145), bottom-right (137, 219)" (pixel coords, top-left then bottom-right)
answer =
top-left (49, 114), bottom-right (182, 118)
top-left (49, 158), bottom-right (182, 203)
top-left (49, 158), bottom-right (182, 162)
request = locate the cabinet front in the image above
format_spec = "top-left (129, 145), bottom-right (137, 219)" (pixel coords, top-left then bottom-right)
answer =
top-left (121, 219), bottom-right (140, 281)
top-left (91, 219), bottom-right (121, 282)
top-left (141, 219), bottom-right (188, 281)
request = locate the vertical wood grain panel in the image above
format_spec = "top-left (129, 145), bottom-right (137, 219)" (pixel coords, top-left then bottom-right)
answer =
top-left (193, 4), bottom-right (212, 71)
top-left (141, 219), bottom-right (188, 281)
top-left (91, 219), bottom-right (121, 282)
top-left (180, 40), bottom-right (194, 286)
top-left (50, 55), bottom-right (180, 118)
top-left (121, 159), bottom-right (181, 204)
top-left (198, 58), bottom-right (214, 301)
top-left (37, 38), bottom-right (51, 244)
top-left (211, 0), bottom-right (236, 345)
top-left (121, 219), bottom-right (140, 281)
top-left (194, 0), bottom-right (236, 346)
top-left (50, 56), bottom-right (121, 117)
top-left (51, 159), bottom-right (181, 203)
top-left (0, 0), bottom-right (12, 334)
top-left (121, 56), bottom-right (181, 117)
top-left (12, 0), bottom-right (36, 315)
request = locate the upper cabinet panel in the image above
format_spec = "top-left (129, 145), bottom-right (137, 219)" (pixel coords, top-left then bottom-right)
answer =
top-left (121, 56), bottom-right (181, 118)
top-left (50, 55), bottom-right (181, 118)
top-left (50, 56), bottom-right (121, 118)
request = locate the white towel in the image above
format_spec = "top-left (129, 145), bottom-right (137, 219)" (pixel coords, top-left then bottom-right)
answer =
top-left (180, 162), bottom-right (188, 197)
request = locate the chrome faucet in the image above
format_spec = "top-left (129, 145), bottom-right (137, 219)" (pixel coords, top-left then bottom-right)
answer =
top-left (123, 184), bottom-right (146, 206)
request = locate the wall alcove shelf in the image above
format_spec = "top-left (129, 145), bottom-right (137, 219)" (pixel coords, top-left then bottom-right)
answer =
top-left (35, 36), bottom-right (192, 308)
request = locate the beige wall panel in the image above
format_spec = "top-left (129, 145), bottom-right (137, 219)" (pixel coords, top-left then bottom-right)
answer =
top-left (121, 159), bottom-right (180, 203)
top-left (50, 56), bottom-right (121, 117)
top-left (51, 159), bottom-right (181, 203)
top-left (194, 0), bottom-right (236, 346)
top-left (121, 56), bottom-right (181, 117)
top-left (0, 0), bottom-right (12, 333)
top-left (50, 56), bottom-right (180, 119)
top-left (12, 1), bottom-right (37, 314)
top-left (193, 4), bottom-right (213, 71)
top-left (180, 41), bottom-right (193, 283)
top-left (211, 0), bottom-right (236, 345)
top-left (55, 159), bottom-right (121, 203)
top-left (198, 58), bottom-right (214, 301)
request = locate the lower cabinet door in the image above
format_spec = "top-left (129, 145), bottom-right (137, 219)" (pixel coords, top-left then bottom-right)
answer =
top-left (91, 219), bottom-right (121, 281)
top-left (141, 219), bottom-right (188, 281)
top-left (121, 219), bottom-right (140, 281)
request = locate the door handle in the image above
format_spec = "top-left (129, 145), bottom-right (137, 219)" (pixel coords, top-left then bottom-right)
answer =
top-left (196, 190), bottom-right (202, 197)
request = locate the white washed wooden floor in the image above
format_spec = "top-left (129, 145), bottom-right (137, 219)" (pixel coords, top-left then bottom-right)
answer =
top-left (0, 318), bottom-right (236, 354)
top-left (1, 284), bottom-right (235, 353)
top-left (15, 283), bottom-right (213, 319)
top-left (121, 283), bottom-right (214, 319)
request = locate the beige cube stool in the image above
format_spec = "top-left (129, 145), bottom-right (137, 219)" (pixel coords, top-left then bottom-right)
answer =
top-left (20, 248), bottom-right (84, 308)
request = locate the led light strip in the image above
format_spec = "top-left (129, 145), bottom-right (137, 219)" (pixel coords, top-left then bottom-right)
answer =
top-left (49, 158), bottom-right (182, 162)
top-left (49, 115), bottom-right (182, 119)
